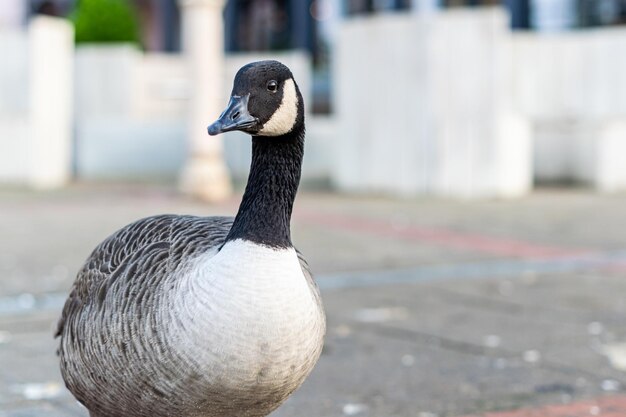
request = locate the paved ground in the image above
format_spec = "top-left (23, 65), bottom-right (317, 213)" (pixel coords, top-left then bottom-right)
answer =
top-left (1, 184), bottom-right (626, 416)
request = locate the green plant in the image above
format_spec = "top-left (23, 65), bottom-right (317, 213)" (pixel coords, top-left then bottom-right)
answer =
top-left (72, 0), bottom-right (141, 45)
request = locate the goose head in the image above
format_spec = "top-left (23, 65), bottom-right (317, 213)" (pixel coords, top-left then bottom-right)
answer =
top-left (208, 60), bottom-right (304, 137)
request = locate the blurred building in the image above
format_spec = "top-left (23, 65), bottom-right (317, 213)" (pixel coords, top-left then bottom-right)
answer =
top-left (6, 1), bottom-right (626, 51)
top-left (5, 0), bottom-right (316, 54)
top-left (343, 0), bottom-right (626, 29)
top-left (2, 0), bottom-right (626, 195)
top-left (224, 0), bottom-right (314, 52)
top-left (11, 0), bottom-right (182, 52)
top-left (0, 0), bottom-right (25, 27)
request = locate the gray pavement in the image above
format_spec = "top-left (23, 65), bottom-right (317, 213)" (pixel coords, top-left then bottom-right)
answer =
top-left (1, 185), bottom-right (626, 416)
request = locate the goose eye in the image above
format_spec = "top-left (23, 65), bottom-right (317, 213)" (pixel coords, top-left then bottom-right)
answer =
top-left (267, 80), bottom-right (278, 93)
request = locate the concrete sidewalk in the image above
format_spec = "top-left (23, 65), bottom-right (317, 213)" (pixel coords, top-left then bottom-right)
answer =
top-left (1, 185), bottom-right (625, 417)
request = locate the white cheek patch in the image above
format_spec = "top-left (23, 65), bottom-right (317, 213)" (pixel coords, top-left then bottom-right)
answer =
top-left (258, 78), bottom-right (299, 137)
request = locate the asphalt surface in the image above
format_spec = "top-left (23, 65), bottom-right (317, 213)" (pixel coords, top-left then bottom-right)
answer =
top-left (1, 184), bottom-right (625, 417)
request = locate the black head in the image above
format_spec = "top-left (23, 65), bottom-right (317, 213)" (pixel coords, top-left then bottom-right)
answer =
top-left (208, 60), bottom-right (304, 137)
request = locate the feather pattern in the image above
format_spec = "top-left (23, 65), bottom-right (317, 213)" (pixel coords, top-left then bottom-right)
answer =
top-left (55, 215), bottom-right (232, 339)
top-left (56, 215), bottom-right (324, 417)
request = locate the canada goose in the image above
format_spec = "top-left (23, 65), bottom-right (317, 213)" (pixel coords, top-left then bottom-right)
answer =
top-left (55, 60), bottom-right (326, 417)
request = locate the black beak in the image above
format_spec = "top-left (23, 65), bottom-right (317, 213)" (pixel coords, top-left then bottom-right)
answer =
top-left (207, 94), bottom-right (258, 136)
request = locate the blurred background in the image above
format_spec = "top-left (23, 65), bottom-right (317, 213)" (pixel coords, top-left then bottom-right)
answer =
top-left (2, 1), bottom-right (626, 417)
top-left (2, 0), bottom-right (626, 196)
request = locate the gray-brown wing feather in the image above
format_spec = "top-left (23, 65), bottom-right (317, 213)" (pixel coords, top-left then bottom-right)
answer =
top-left (56, 214), bottom-right (321, 417)
top-left (55, 214), bottom-right (234, 338)
top-left (296, 249), bottom-right (321, 304)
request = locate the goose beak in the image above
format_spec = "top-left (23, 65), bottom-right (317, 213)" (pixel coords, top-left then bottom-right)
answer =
top-left (208, 95), bottom-right (258, 136)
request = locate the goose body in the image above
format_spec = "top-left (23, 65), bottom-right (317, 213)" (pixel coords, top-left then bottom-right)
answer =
top-left (56, 61), bottom-right (325, 417)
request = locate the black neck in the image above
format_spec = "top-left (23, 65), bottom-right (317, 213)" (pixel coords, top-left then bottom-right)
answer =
top-left (225, 126), bottom-right (304, 248)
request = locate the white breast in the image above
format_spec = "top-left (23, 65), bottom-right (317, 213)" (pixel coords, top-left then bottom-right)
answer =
top-left (175, 239), bottom-right (324, 393)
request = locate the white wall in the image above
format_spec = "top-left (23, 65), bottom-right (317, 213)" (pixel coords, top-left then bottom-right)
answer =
top-left (74, 46), bottom-right (189, 180)
top-left (29, 17), bottom-right (74, 188)
top-left (333, 7), bottom-right (626, 195)
top-left (0, 29), bottom-right (30, 183)
top-left (513, 28), bottom-right (626, 189)
top-left (73, 48), bottom-right (333, 183)
top-left (333, 8), bottom-right (532, 198)
top-left (0, 30), bottom-right (29, 115)
top-left (0, 17), bottom-right (73, 188)
top-left (0, 0), bottom-right (26, 29)
top-left (4, 7), bottom-right (625, 195)
top-left (513, 29), bottom-right (626, 120)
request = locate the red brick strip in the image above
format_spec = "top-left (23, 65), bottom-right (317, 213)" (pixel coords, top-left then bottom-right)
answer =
top-left (461, 395), bottom-right (626, 417)
top-left (296, 210), bottom-right (591, 259)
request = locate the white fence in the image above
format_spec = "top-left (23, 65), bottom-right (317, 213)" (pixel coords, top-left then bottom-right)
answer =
top-left (72, 48), bottom-right (332, 183)
top-left (0, 17), bottom-right (73, 188)
top-left (2, 8), bottom-right (626, 196)
top-left (74, 45), bottom-right (188, 181)
top-left (334, 8), bottom-right (531, 198)
top-left (333, 7), bottom-right (626, 196)
top-left (513, 28), bottom-right (626, 191)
